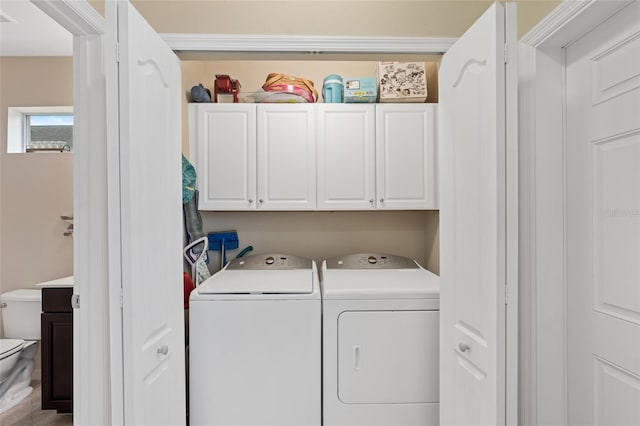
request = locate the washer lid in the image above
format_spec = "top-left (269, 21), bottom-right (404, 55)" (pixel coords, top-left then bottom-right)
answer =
top-left (325, 253), bottom-right (419, 270)
top-left (0, 339), bottom-right (25, 359)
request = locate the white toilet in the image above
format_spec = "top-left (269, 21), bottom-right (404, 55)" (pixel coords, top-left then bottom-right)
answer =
top-left (0, 288), bottom-right (42, 414)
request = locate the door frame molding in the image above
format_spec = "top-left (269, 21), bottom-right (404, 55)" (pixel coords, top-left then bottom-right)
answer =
top-left (29, 0), bottom-right (108, 425)
top-left (518, 0), bottom-right (635, 424)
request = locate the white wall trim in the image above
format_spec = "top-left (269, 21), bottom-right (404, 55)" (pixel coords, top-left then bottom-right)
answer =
top-left (30, 0), bottom-right (104, 36)
top-left (31, 0), bottom-right (108, 424)
top-left (517, 39), bottom-right (538, 426)
top-left (104, 1), bottom-right (125, 423)
top-left (72, 33), bottom-right (110, 425)
top-left (162, 34), bottom-right (457, 54)
top-left (518, 1), bottom-right (634, 425)
top-left (521, 0), bottom-right (594, 47)
top-left (505, 5), bottom-right (519, 425)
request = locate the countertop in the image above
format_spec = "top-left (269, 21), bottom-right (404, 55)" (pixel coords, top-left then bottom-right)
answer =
top-left (36, 275), bottom-right (74, 288)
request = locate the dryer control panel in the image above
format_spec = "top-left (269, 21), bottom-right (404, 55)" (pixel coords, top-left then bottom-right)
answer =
top-left (325, 253), bottom-right (419, 269)
top-left (227, 253), bottom-right (313, 270)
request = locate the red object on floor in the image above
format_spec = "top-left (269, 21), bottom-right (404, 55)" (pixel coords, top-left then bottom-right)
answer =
top-left (184, 272), bottom-right (195, 308)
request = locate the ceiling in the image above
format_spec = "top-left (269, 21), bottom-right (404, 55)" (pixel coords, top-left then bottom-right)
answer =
top-left (0, 0), bottom-right (72, 56)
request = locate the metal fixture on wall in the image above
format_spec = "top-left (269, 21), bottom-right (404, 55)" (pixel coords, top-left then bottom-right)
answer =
top-left (61, 215), bottom-right (73, 236)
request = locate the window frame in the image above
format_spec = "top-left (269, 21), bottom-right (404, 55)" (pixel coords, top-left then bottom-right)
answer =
top-left (7, 106), bottom-right (74, 153)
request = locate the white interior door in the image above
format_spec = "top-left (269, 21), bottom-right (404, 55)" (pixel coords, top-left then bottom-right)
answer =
top-left (566, 2), bottom-right (640, 425)
top-left (106, 1), bottom-right (186, 424)
top-left (439, 2), bottom-right (517, 425)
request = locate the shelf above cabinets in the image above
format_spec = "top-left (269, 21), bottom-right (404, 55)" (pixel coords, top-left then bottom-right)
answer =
top-left (188, 103), bottom-right (438, 211)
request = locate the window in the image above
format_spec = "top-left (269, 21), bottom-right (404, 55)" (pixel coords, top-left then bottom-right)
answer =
top-left (7, 106), bottom-right (73, 153)
top-left (26, 114), bottom-right (74, 152)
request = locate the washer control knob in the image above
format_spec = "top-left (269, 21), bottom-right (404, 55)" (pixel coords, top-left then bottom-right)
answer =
top-left (368, 256), bottom-right (377, 264)
top-left (265, 256), bottom-right (275, 265)
top-left (458, 343), bottom-right (471, 353)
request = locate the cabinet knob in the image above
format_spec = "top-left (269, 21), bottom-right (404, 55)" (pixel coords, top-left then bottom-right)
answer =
top-left (379, 198), bottom-right (385, 203)
top-left (248, 198), bottom-right (253, 204)
top-left (369, 199), bottom-right (374, 204)
top-left (157, 345), bottom-right (169, 356)
top-left (259, 199), bottom-right (264, 204)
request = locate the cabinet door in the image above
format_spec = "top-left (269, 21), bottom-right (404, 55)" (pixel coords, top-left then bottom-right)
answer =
top-left (189, 104), bottom-right (256, 210)
top-left (41, 312), bottom-right (73, 413)
top-left (317, 104), bottom-right (376, 210)
top-left (257, 104), bottom-right (316, 210)
top-left (376, 104), bottom-right (437, 209)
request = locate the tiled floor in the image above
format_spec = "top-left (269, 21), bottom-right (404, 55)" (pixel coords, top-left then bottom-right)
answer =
top-left (0, 380), bottom-right (73, 426)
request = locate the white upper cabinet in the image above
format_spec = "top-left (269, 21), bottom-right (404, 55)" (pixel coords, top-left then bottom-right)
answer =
top-left (188, 104), bottom-right (256, 210)
top-left (189, 103), bottom-right (437, 211)
top-left (317, 104), bottom-right (376, 210)
top-left (256, 104), bottom-right (316, 210)
top-left (376, 104), bottom-right (437, 209)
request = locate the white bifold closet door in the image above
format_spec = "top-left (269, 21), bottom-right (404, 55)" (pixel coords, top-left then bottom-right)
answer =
top-left (439, 2), bottom-right (518, 425)
top-left (105, 1), bottom-right (186, 424)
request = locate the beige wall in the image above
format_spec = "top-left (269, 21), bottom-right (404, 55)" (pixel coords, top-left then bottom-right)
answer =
top-left (202, 211), bottom-right (440, 274)
top-left (129, 0), bottom-right (559, 40)
top-left (0, 58), bottom-right (74, 337)
top-left (182, 60), bottom-right (441, 274)
top-left (181, 59), bottom-right (439, 153)
top-left (134, 0), bottom-right (558, 277)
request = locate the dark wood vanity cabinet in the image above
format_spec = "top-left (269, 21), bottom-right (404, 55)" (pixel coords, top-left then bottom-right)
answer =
top-left (41, 287), bottom-right (73, 413)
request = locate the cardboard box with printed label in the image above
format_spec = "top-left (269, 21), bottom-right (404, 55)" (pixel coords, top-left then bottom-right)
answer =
top-left (378, 62), bottom-right (427, 103)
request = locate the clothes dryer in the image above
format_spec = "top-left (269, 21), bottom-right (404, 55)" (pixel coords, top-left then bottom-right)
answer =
top-left (321, 253), bottom-right (440, 426)
top-left (189, 253), bottom-right (321, 426)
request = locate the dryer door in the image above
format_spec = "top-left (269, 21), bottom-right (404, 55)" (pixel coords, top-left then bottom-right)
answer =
top-left (338, 310), bottom-right (439, 404)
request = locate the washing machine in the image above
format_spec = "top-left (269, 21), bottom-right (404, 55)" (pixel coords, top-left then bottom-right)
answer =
top-left (321, 253), bottom-right (440, 426)
top-left (189, 253), bottom-right (321, 426)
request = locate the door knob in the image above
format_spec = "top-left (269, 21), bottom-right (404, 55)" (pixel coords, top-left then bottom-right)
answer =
top-left (157, 345), bottom-right (169, 356)
top-left (458, 342), bottom-right (470, 353)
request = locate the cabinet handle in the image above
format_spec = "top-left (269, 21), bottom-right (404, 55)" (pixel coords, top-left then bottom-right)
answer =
top-left (248, 198), bottom-right (253, 204)
top-left (379, 198), bottom-right (385, 203)
top-left (458, 342), bottom-right (470, 353)
top-left (369, 198), bottom-right (374, 204)
top-left (259, 199), bottom-right (264, 204)
top-left (157, 345), bottom-right (169, 356)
